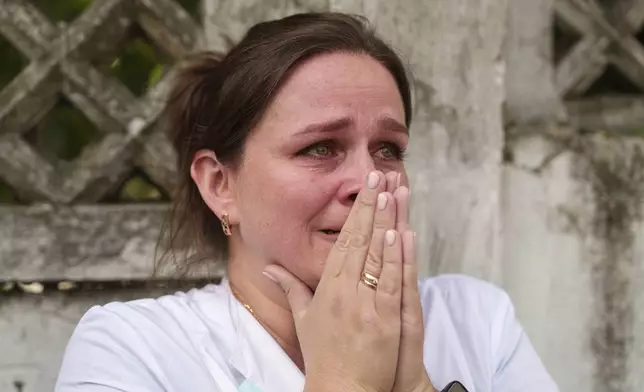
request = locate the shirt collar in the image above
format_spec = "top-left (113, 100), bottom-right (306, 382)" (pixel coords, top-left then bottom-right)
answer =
top-left (223, 278), bottom-right (305, 392)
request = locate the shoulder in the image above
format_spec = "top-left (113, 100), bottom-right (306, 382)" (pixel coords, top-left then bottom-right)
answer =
top-left (55, 284), bottom-right (233, 391)
top-left (76, 282), bottom-right (237, 352)
top-left (419, 273), bottom-right (510, 311)
top-left (418, 277), bottom-right (559, 391)
top-left (418, 274), bottom-right (515, 342)
top-left (77, 284), bottom-right (229, 341)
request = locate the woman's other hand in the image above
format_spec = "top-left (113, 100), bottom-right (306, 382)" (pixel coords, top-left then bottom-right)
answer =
top-left (265, 170), bottom-right (402, 392)
top-left (385, 172), bottom-right (436, 392)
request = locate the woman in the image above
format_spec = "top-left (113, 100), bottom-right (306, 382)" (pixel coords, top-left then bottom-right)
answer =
top-left (55, 13), bottom-right (559, 392)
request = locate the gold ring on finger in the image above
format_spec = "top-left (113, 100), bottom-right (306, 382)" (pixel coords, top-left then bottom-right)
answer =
top-left (360, 271), bottom-right (379, 290)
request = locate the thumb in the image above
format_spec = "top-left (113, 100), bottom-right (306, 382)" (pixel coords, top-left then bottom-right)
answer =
top-left (263, 265), bottom-right (313, 323)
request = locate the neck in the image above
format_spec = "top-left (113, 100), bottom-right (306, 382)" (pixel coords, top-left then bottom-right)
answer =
top-left (227, 252), bottom-right (304, 371)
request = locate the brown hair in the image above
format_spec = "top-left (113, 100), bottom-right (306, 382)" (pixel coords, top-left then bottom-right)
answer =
top-left (156, 12), bottom-right (413, 277)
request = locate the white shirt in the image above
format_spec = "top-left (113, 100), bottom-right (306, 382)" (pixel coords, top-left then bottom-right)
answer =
top-left (55, 274), bottom-right (559, 392)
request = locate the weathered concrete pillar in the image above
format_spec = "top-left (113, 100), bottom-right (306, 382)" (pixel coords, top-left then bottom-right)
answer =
top-left (504, 1), bottom-right (644, 391)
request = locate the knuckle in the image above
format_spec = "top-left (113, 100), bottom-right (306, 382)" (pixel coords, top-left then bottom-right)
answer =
top-left (402, 305), bottom-right (424, 323)
top-left (326, 260), bottom-right (344, 278)
top-left (329, 294), bottom-right (344, 318)
top-left (378, 279), bottom-right (400, 297)
top-left (382, 251), bottom-right (399, 265)
top-left (333, 232), bottom-right (351, 252)
top-left (402, 314), bottom-right (424, 330)
top-left (373, 218), bottom-right (390, 230)
top-left (364, 250), bottom-right (383, 271)
top-left (359, 308), bottom-right (379, 326)
top-left (282, 284), bottom-right (294, 298)
top-left (349, 233), bottom-right (369, 248)
top-left (358, 192), bottom-right (376, 208)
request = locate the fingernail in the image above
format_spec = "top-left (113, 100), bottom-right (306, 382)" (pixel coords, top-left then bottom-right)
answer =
top-left (396, 173), bottom-right (401, 188)
top-left (367, 171), bottom-right (379, 189)
top-left (262, 271), bottom-right (278, 283)
top-left (377, 193), bottom-right (388, 210)
top-left (386, 230), bottom-right (396, 245)
top-left (398, 186), bottom-right (409, 198)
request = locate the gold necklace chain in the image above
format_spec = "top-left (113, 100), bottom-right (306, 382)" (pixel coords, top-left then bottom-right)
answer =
top-left (230, 285), bottom-right (306, 371)
top-left (240, 300), bottom-right (255, 316)
top-left (230, 286), bottom-right (255, 316)
top-left (230, 286), bottom-right (295, 351)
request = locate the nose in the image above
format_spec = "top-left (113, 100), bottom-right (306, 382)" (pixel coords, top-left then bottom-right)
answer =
top-left (337, 152), bottom-right (376, 206)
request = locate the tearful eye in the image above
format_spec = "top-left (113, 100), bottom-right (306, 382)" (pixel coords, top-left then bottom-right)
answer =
top-left (380, 145), bottom-right (395, 159)
top-left (298, 141), bottom-right (337, 159)
top-left (312, 144), bottom-right (331, 157)
top-left (376, 142), bottom-right (406, 161)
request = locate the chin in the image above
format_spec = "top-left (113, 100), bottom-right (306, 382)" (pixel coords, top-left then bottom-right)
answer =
top-left (300, 257), bottom-right (326, 291)
top-left (308, 275), bottom-right (322, 293)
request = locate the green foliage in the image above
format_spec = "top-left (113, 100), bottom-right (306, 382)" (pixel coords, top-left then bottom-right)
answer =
top-left (24, 98), bottom-right (102, 162)
top-left (177, 0), bottom-right (201, 21)
top-left (0, 35), bottom-right (28, 91)
top-left (0, 0), bottom-right (203, 204)
top-left (0, 37), bottom-right (26, 204)
top-left (118, 174), bottom-right (166, 202)
top-left (108, 26), bottom-right (170, 96)
top-left (0, 180), bottom-right (18, 204)
top-left (30, 0), bottom-right (94, 23)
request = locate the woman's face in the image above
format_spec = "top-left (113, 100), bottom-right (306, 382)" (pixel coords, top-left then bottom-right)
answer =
top-left (232, 52), bottom-right (408, 288)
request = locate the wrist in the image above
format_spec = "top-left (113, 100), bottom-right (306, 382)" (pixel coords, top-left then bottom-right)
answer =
top-left (414, 385), bottom-right (438, 392)
top-left (304, 379), bottom-right (377, 392)
top-left (409, 377), bottom-right (438, 392)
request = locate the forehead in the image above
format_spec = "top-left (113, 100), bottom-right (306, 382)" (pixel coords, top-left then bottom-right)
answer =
top-left (259, 52), bottom-right (405, 132)
top-left (281, 51), bottom-right (399, 95)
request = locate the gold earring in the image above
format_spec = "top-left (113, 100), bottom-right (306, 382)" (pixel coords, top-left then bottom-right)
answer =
top-left (221, 213), bottom-right (232, 236)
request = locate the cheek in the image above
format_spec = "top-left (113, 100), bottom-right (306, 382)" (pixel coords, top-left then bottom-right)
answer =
top-left (236, 165), bottom-right (335, 249)
top-left (245, 168), bottom-right (328, 217)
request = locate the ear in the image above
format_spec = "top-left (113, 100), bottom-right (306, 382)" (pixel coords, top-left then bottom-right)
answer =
top-left (190, 149), bottom-right (239, 224)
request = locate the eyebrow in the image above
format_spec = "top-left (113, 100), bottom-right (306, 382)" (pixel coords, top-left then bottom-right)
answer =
top-left (294, 116), bottom-right (408, 136)
top-left (377, 117), bottom-right (408, 135)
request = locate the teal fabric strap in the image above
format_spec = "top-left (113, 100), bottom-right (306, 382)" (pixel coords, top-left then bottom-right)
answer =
top-left (238, 380), bottom-right (263, 392)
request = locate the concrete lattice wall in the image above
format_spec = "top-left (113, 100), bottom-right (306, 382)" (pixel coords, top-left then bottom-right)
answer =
top-left (1, 1), bottom-right (643, 391)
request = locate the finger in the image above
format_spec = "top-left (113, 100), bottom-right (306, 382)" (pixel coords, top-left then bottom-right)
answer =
top-left (358, 192), bottom-right (395, 296)
top-left (375, 230), bottom-right (402, 317)
top-left (385, 171), bottom-right (400, 193)
top-left (341, 171), bottom-right (387, 281)
top-left (401, 230), bottom-right (423, 325)
top-left (394, 186), bottom-right (410, 233)
top-left (322, 171), bottom-right (385, 280)
top-left (263, 265), bottom-right (313, 325)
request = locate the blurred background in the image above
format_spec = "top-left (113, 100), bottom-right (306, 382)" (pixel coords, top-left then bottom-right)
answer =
top-left (1, 0), bottom-right (643, 391)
